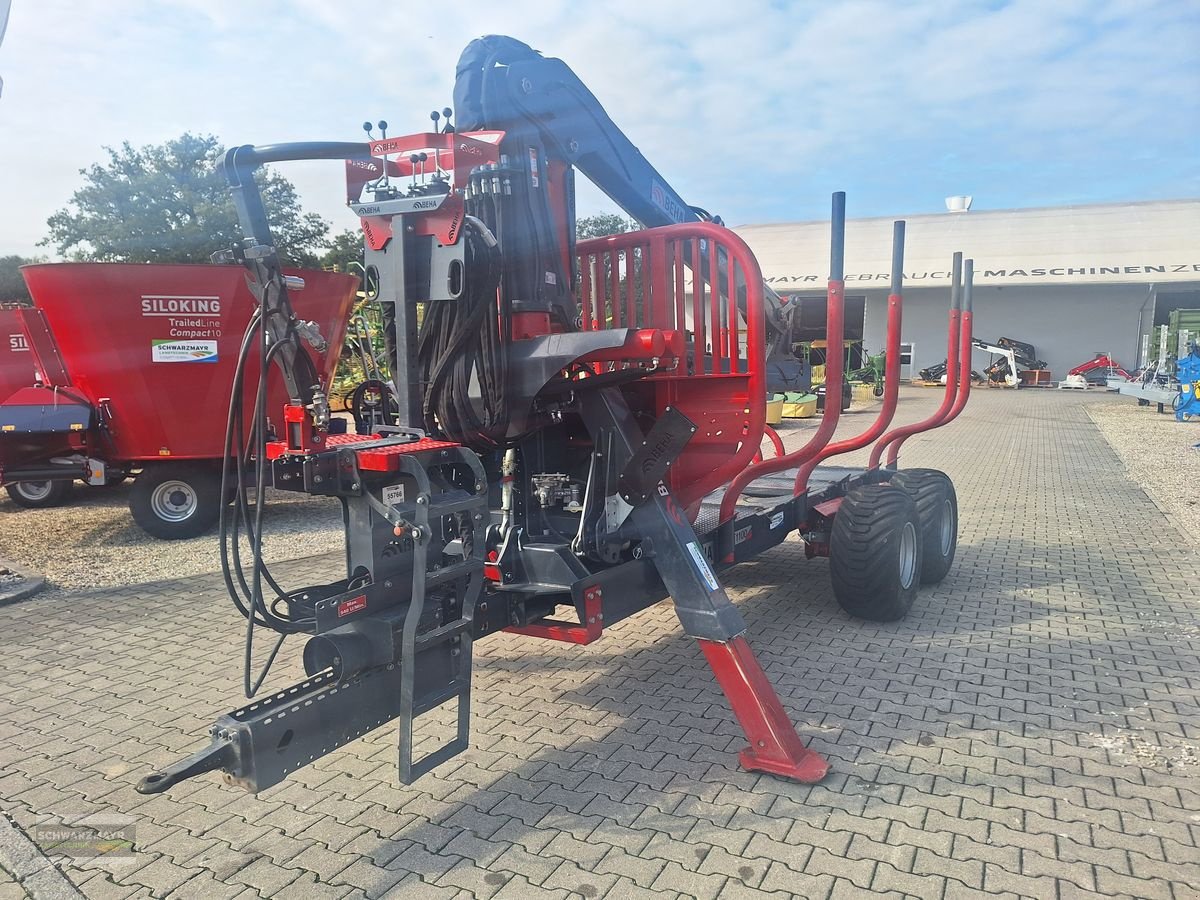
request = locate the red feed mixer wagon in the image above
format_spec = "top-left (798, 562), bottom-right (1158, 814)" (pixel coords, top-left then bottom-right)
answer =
top-left (0, 308), bottom-right (35, 406)
top-left (0, 264), bottom-right (358, 538)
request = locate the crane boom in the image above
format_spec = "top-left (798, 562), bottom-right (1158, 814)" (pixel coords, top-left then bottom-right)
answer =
top-left (453, 35), bottom-right (804, 386)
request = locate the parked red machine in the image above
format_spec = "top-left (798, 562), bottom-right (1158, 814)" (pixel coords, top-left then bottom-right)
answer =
top-left (0, 265), bottom-right (357, 537)
top-left (0, 308), bottom-right (34, 406)
top-left (138, 36), bottom-right (975, 797)
top-left (1069, 352), bottom-right (1132, 384)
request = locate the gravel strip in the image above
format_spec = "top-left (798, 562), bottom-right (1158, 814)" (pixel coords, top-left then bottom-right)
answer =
top-left (1087, 393), bottom-right (1200, 544)
top-left (0, 485), bottom-right (343, 594)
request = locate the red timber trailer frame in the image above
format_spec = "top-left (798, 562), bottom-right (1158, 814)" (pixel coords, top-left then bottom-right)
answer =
top-left (136, 36), bottom-right (976, 798)
top-left (138, 186), bottom-right (975, 796)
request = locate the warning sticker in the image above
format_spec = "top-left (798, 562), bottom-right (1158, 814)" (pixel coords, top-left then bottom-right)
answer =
top-left (686, 541), bottom-right (720, 592)
top-left (152, 340), bottom-right (218, 363)
top-left (338, 594), bottom-right (367, 617)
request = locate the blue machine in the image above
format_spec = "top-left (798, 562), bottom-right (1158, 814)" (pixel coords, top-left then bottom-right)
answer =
top-left (1175, 344), bottom-right (1200, 421)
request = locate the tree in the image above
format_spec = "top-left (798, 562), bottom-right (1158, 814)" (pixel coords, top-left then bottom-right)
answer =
top-left (319, 228), bottom-right (365, 276)
top-left (577, 213), bottom-right (633, 241)
top-left (0, 255), bottom-right (43, 304)
top-left (42, 134), bottom-right (329, 266)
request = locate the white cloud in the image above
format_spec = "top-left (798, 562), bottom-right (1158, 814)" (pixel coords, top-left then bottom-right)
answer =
top-left (0, 0), bottom-right (1196, 256)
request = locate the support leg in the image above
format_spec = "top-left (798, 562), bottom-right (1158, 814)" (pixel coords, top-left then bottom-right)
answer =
top-left (699, 636), bottom-right (830, 782)
top-left (580, 388), bottom-right (829, 783)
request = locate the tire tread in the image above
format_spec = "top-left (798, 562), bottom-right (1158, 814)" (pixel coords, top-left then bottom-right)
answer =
top-left (829, 484), bottom-right (922, 622)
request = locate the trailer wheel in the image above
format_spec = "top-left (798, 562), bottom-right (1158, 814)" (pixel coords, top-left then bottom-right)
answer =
top-left (5, 480), bottom-right (74, 509)
top-left (829, 484), bottom-right (923, 622)
top-left (130, 464), bottom-right (222, 539)
top-left (889, 468), bottom-right (958, 585)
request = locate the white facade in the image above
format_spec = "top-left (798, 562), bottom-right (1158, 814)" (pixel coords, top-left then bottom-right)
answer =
top-left (736, 200), bottom-right (1200, 377)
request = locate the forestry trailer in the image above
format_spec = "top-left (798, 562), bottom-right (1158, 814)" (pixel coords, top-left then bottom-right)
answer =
top-left (138, 35), bottom-right (974, 796)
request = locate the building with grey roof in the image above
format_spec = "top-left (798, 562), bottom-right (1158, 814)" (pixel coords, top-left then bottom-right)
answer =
top-left (736, 199), bottom-right (1200, 380)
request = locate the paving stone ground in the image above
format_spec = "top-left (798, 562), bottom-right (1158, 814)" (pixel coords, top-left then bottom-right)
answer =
top-left (0, 387), bottom-right (1197, 899)
top-left (0, 867), bottom-right (28, 900)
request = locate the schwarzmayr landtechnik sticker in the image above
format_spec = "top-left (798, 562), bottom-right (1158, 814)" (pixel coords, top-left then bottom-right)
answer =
top-left (151, 340), bottom-right (218, 363)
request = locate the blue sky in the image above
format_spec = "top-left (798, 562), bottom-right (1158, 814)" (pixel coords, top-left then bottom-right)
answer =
top-left (0, 0), bottom-right (1197, 257)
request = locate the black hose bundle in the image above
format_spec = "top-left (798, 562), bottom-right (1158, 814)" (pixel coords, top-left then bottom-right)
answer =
top-left (218, 268), bottom-right (331, 697)
top-left (417, 216), bottom-right (507, 450)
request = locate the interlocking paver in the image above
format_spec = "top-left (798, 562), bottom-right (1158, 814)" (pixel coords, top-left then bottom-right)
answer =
top-left (1, 388), bottom-right (1198, 899)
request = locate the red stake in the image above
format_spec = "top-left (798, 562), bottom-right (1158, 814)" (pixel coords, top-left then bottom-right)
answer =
top-left (718, 193), bottom-right (848, 543)
top-left (795, 221), bottom-right (906, 492)
top-left (940, 259), bottom-right (975, 427)
top-left (870, 252), bottom-right (963, 469)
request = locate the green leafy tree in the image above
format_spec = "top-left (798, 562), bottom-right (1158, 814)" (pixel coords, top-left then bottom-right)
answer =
top-left (42, 134), bottom-right (329, 266)
top-left (0, 255), bottom-right (43, 304)
top-left (575, 214), bottom-right (646, 324)
top-left (576, 213), bottom-right (633, 241)
top-left (319, 228), bottom-right (365, 275)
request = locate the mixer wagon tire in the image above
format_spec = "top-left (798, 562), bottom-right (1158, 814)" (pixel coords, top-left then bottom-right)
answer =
top-left (829, 484), bottom-right (922, 622)
top-left (5, 480), bottom-right (74, 509)
top-left (130, 464), bottom-right (222, 540)
top-left (889, 468), bottom-right (958, 585)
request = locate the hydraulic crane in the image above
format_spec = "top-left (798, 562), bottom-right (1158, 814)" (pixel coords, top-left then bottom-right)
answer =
top-left (138, 35), bottom-right (970, 798)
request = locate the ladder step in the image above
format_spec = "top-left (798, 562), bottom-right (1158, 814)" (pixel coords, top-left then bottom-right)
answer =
top-left (415, 618), bottom-right (472, 650)
top-left (397, 472), bottom-right (484, 785)
top-left (385, 495), bottom-right (484, 519)
top-left (405, 737), bottom-right (469, 783)
top-left (425, 560), bottom-right (482, 589)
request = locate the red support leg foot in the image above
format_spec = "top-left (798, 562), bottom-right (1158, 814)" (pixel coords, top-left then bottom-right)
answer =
top-left (699, 636), bottom-right (830, 783)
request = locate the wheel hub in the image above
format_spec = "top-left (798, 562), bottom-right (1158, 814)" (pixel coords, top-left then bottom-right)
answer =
top-left (939, 497), bottom-right (955, 555)
top-left (17, 481), bottom-right (53, 502)
top-left (898, 520), bottom-right (917, 590)
top-left (151, 480), bottom-right (198, 522)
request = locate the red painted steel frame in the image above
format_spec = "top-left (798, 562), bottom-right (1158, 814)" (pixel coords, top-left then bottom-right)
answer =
top-left (939, 260), bottom-right (975, 427)
top-left (717, 279), bottom-right (845, 534)
top-left (575, 222), bottom-right (766, 510)
top-left (795, 289), bottom-right (903, 491)
top-left (699, 637), bottom-right (830, 782)
top-left (870, 255), bottom-right (962, 469)
top-left (763, 425), bottom-right (785, 458)
top-left (506, 587), bottom-right (604, 645)
top-left (942, 308), bottom-right (973, 424)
